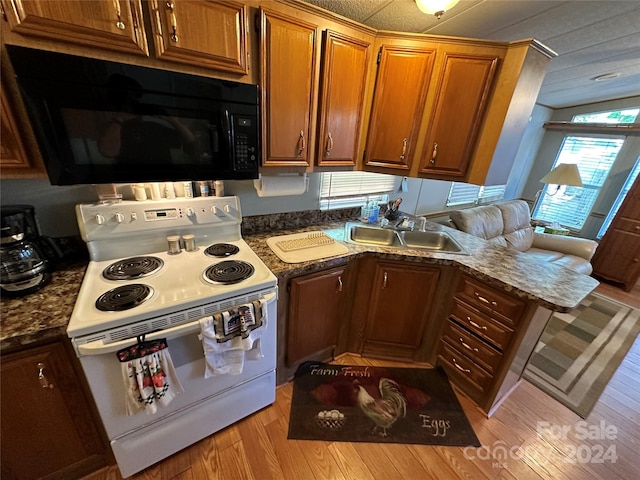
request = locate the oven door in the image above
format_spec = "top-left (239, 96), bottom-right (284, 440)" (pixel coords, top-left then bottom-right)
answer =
top-left (72, 291), bottom-right (276, 459)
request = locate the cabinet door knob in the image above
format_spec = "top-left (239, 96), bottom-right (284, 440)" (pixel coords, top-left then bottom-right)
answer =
top-left (400, 138), bottom-right (407, 161)
top-left (459, 337), bottom-right (479, 353)
top-left (452, 358), bottom-right (471, 374)
top-left (297, 130), bottom-right (306, 155)
top-left (113, 0), bottom-right (126, 29)
top-left (325, 132), bottom-right (333, 157)
top-left (336, 275), bottom-right (343, 293)
top-left (166, 2), bottom-right (179, 42)
top-left (474, 291), bottom-right (497, 307)
top-left (382, 271), bottom-right (388, 289)
top-left (430, 143), bottom-right (438, 164)
top-left (37, 362), bottom-right (54, 389)
top-left (635, 225), bottom-right (640, 231)
top-left (467, 317), bottom-right (488, 331)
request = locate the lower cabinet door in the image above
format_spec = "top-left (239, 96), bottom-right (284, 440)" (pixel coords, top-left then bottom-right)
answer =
top-left (362, 261), bottom-right (440, 360)
top-left (1, 341), bottom-right (107, 479)
top-left (286, 267), bottom-right (347, 367)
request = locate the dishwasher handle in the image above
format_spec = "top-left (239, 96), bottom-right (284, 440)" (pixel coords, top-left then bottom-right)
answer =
top-left (76, 292), bottom-right (276, 356)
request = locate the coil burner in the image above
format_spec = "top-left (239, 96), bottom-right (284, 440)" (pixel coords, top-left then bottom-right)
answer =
top-left (95, 284), bottom-right (154, 312)
top-left (102, 256), bottom-right (164, 281)
top-left (204, 243), bottom-right (240, 258)
top-left (204, 260), bottom-right (254, 285)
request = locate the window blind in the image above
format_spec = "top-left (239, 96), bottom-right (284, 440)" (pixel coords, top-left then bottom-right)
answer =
top-left (533, 136), bottom-right (625, 229)
top-left (320, 172), bottom-right (396, 210)
top-left (446, 182), bottom-right (506, 207)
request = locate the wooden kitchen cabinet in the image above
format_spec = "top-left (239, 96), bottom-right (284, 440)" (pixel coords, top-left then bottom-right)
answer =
top-left (315, 30), bottom-right (370, 167)
top-left (1, 340), bottom-right (108, 479)
top-left (1, 0), bottom-right (148, 56)
top-left (592, 176), bottom-right (640, 291)
top-left (148, 0), bottom-right (248, 74)
top-left (417, 47), bottom-right (500, 178)
top-left (436, 274), bottom-right (551, 416)
top-left (0, 69), bottom-right (46, 178)
top-left (363, 43), bottom-right (437, 173)
top-left (285, 266), bottom-right (348, 367)
top-left (357, 259), bottom-right (440, 361)
top-left (259, 8), bottom-right (317, 167)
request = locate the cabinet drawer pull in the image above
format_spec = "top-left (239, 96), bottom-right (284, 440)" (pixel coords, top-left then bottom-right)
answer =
top-left (37, 362), bottom-right (54, 389)
top-left (325, 132), bottom-right (333, 157)
top-left (467, 317), bottom-right (487, 331)
top-left (166, 2), bottom-right (179, 42)
top-left (382, 271), bottom-right (388, 289)
top-left (459, 338), bottom-right (479, 353)
top-left (337, 275), bottom-right (343, 293)
top-left (430, 142), bottom-right (437, 164)
top-left (400, 138), bottom-right (407, 161)
top-left (113, 0), bottom-right (126, 30)
top-left (297, 130), bottom-right (306, 155)
top-left (452, 358), bottom-right (471, 374)
top-left (474, 291), bottom-right (497, 307)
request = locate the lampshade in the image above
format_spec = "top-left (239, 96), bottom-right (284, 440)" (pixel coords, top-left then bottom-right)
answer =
top-left (540, 163), bottom-right (583, 187)
top-left (415, 0), bottom-right (460, 18)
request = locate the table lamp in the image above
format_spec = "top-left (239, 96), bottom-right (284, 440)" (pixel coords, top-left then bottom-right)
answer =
top-left (532, 163), bottom-right (583, 214)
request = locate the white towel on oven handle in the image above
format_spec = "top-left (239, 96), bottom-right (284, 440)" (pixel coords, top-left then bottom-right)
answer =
top-left (198, 299), bottom-right (266, 377)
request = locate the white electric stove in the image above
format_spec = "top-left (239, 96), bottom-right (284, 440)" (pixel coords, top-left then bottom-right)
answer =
top-left (68, 196), bottom-right (278, 478)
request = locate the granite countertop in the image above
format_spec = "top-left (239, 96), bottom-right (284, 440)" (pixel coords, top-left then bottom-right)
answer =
top-left (1, 218), bottom-right (599, 354)
top-left (246, 219), bottom-right (599, 312)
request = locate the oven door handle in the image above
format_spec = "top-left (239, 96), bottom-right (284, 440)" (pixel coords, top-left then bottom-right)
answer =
top-left (76, 291), bottom-right (277, 356)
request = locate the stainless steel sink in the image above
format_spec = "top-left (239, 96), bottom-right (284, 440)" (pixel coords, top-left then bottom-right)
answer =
top-left (345, 223), bottom-right (466, 254)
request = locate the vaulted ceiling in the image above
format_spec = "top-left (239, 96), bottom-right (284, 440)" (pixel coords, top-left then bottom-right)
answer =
top-left (302, 0), bottom-right (640, 110)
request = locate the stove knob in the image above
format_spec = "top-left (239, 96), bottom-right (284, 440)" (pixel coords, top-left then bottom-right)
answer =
top-left (95, 214), bottom-right (106, 225)
top-left (224, 204), bottom-right (231, 213)
top-left (186, 207), bottom-right (195, 217)
top-left (114, 212), bottom-right (125, 223)
top-left (210, 206), bottom-right (219, 215)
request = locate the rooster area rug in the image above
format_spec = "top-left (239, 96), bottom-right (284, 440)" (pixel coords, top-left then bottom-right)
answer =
top-left (287, 362), bottom-right (480, 447)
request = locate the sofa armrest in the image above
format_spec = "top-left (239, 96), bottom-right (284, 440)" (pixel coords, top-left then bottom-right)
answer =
top-left (532, 233), bottom-right (598, 261)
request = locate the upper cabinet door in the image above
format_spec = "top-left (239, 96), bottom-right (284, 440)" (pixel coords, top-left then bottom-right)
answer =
top-left (149, 0), bottom-right (248, 74)
top-left (364, 45), bottom-right (436, 172)
top-left (2, 0), bottom-right (148, 55)
top-left (418, 51), bottom-right (499, 178)
top-left (316, 31), bottom-right (370, 167)
top-left (260, 9), bottom-right (317, 167)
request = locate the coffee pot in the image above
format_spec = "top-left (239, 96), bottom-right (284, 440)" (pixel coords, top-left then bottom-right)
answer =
top-left (1, 205), bottom-right (52, 297)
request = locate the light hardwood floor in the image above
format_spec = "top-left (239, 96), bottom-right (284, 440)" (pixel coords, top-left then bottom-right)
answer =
top-left (83, 319), bottom-right (640, 480)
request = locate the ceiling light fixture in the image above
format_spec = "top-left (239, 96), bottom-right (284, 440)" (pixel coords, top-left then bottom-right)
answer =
top-left (591, 72), bottom-right (620, 82)
top-left (415, 0), bottom-right (460, 19)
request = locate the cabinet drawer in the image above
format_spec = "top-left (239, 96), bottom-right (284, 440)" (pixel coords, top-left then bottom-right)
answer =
top-left (450, 300), bottom-right (513, 350)
top-left (437, 342), bottom-right (493, 397)
top-left (442, 319), bottom-right (503, 374)
top-left (615, 218), bottom-right (640, 234)
top-left (458, 276), bottom-right (525, 325)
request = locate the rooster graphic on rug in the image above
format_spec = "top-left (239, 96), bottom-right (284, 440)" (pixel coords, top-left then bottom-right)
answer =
top-left (354, 378), bottom-right (407, 437)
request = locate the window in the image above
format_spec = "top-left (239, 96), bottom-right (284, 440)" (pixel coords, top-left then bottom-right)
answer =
top-left (598, 156), bottom-right (640, 238)
top-left (320, 172), bottom-right (396, 210)
top-left (532, 136), bottom-right (624, 229)
top-left (533, 107), bottom-right (639, 230)
top-left (446, 182), bottom-right (506, 207)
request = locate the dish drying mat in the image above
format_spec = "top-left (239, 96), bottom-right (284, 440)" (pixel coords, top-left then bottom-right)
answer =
top-left (266, 232), bottom-right (349, 263)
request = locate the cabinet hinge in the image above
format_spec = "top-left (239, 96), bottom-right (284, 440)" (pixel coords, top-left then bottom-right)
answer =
top-left (377, 48), bottom-right (382, 64)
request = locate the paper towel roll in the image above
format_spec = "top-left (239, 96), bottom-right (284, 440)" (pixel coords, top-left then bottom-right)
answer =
top-left (253, 174), bottom-right (307, 197)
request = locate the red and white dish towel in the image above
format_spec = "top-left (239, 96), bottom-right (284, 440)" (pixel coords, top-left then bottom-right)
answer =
top-left (121, 349), bottom-right (184, 415)
top-left (199, 299), bottom-right (266, 377)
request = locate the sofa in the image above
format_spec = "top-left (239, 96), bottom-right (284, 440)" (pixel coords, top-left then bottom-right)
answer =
top-left (449, 199), bottom-right (598, 274)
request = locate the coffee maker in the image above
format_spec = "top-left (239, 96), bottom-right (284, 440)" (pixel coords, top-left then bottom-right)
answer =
top-left (1, 205), bottom-right (52, 297)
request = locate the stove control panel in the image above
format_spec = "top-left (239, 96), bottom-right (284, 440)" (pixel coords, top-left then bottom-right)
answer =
top-left (76, 197), bottom-right (242, 242)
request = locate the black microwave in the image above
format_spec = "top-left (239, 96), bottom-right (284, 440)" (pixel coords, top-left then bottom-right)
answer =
top-left (7, 45), bottom-right (260, 185)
